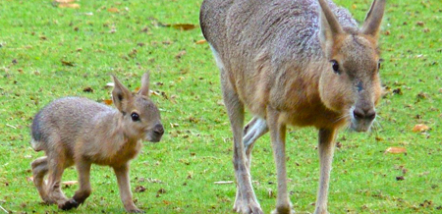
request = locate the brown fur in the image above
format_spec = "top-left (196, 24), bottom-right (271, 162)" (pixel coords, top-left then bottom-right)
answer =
top-left (30, 73), bottom-right (164, 213)
top-left (200, 0), bottom-right (386, 213)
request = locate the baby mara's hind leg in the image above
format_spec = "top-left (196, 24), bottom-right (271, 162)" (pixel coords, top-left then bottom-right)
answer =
top-left (46, 150), bottom-right (71, 206)
top-left (31, 156), bottom-right (51, 204)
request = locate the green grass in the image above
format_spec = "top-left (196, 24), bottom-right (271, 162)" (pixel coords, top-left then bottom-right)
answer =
top-left (0, 0), bottom-right (441, 213)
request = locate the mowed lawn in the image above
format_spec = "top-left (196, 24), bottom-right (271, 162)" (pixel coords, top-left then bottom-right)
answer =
top-left (0, 0), bottom-right (441, 213)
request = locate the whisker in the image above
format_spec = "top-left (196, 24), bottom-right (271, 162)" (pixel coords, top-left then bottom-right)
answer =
top-left (333, 113), bottom-right (350, 124)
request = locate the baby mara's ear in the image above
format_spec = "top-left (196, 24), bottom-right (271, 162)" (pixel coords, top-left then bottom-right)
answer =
top-left (111, 74), bottom-right (132, 112)
top-left (138, 72), bottom-right (150, 97)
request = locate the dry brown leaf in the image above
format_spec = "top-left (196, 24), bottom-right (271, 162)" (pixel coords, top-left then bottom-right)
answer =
top-left (412, 124), bottom-right (429, 132)
top-left (134, 185), bottom-right (146, 193)
top-left (175, 50), bottom-right (186, 59)
top-left (168, 24), bottom-right (197, 31)
top-left (58, 3), bottom-right (80, 8)
top-left (157, 188), bottom-right (166, 194)
top-left (83, 87), bottom-right (93, 93)
top-left (195, 39), bottom-right (207, 45)
top-left (385, 147), bottom-right (407, 154)
top-left (108, 8), bottom-right (119, 13)
top-left (55, 0), bottom-right (75, 3)
top-left (268, 188), bottom-right (274, 198)
top-left (150, 90), bottom-right (161, 96)
top-left (61, 60), bottom-right (74, 66)
top-left (103, 99), bottom-right (113, 105)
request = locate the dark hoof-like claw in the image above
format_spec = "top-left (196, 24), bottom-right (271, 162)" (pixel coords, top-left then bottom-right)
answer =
top-left (58, 199), bottom-right (79, 210)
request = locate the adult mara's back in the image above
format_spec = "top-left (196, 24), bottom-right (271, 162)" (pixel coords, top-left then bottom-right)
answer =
top-left (201, 0), bottom-right (386, 213)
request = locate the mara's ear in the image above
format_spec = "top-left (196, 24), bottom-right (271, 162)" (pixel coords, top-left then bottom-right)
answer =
top-left (138, 72), bottom-right (150, 97)
top-left (111, 74), bottom-right (132, 112)
top-left (318, 0), bottom-right (344, 48)
top-left (362, 0), bottom-right (386, 38)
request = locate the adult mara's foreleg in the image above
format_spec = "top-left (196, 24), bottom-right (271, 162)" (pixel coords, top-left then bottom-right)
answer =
top-left (314, 128), bottom-right (337, 214)
top-left (267, 107), bottom-right (293, 214)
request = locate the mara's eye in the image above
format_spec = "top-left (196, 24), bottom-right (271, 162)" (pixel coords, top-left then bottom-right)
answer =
top-left (131, 112), bottom-right (140, 122)
top-left (330, 60), bottom-right (340, 74)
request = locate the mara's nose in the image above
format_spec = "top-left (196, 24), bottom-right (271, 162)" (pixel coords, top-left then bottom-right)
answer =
top-left (153, 124), bottom-right (164, 136)
top-left (353, 107), bottom-right (376, 120)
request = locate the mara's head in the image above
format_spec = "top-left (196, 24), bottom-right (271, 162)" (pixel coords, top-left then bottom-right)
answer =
top-left (111, 73), bottom-right (164, 142)
top-left (318, 0), bottom-right (385, 132)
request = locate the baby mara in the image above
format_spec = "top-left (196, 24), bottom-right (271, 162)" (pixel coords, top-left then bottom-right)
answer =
top-left (30, 73), bottom-right (164, 213)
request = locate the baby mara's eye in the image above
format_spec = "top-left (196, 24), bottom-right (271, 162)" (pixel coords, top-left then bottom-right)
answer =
top-left (131, 112), bottom-right (140, 122)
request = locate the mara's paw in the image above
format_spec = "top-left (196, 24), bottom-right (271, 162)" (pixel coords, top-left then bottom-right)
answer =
top-left (41, 198), bottom-right (56, 205)
top-left (58, 198), bottom-right (79, 210)
top-left (233, 199), bottom-right (263, 214)
top-left (313, 208), bottom-right (329, 214)
top-left (125, 207), bottom-right (144, 213)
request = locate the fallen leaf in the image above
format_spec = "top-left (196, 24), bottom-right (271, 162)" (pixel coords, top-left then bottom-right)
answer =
top-left (396, 176), bottom-right (405, 181)
top-left (195, 39), bottom-right (207, 44)
top-left (166, 23), bottom-right (197, 31)
top-left (412, 124), bottom-right (429, 132)
top-left (58, 3), bottom-right (80, 8)
top-left (336, 141), bottom-right (342, 148)
top-left (268, 188), bottom-right (274, 198)
top-left (175, 50), bottom-right (186, 59)
top-left (150, 90), bottom-right (161, 96)
top-left (214, 181), bottom-right (233, 185)
top-left (134, 185), bottom-right (146, 193)
top-left (83, 87), bottom-right (93, 93)
top-left (392, 88), bottom-right (402, 95)
top-left (107, 8), bottom-right (119, 13)
top-left (157, 188), bottom-right (166, 194)
top-left (103, 99), bottom-right (113, 105)
top-left (160, 91), bottom-right (168, 100)
top-left (61, 60), bottom-right (74, 66)
top-left (385, 147), bottom-right (407, 154)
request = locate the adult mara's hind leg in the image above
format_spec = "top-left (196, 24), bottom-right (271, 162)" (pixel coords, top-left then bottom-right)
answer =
top-left (223, 82), bottom-right (262, 214)
top-left (232, 117), bottom-right (268, 213)
top-left (243, 117), bottom-right (269, 168)
top-left (214, 56), bottom-right (262, 214)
